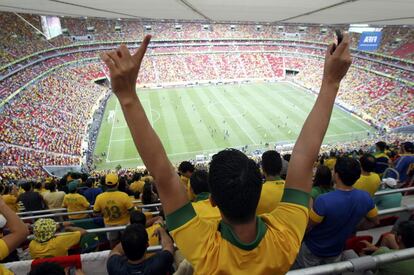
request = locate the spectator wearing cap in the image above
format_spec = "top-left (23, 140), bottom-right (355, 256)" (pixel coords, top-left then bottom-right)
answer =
top-left (374, 178), bottom-right (402, 211)
top-left (62, 180), bottom-right (90, 220)
top-left (17, 181), bottom-right (47, 212)
top-left (93, 173), bottom-right (134, 248)
top-left (395, 142), bottom-right (414, 183)
top-left (29, 218), bottom-right (86, 259)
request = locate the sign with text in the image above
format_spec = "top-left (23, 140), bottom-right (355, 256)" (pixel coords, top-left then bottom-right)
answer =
top-left (358, 32), bottom-right (382, 51)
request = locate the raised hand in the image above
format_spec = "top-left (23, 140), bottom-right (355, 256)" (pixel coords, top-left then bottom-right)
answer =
top-left (323, 32), bottom-right (352, 85)
top-left (100, 35), bottom-right (151, 104)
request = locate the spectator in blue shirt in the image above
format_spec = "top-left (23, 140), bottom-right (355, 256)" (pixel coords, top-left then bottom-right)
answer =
top-left (395, 142), bottom-right (414, 183)
top-left (106, 223), bottom-right (174, 275)
top-left (293, 157), bottom-right (379, 269)
top-left (82, 177), bottom-right (102, 205)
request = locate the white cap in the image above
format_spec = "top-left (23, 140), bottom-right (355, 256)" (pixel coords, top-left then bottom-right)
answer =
top-left (0, 214), bottom-right (7, 228)
top-left (383, 178), bottom-right (398, 188)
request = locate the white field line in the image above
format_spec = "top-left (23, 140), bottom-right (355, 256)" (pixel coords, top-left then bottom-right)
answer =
top-left (107, 130), bottom-right (369, 163)
top-left (106, 102), bottom-right (118, 162)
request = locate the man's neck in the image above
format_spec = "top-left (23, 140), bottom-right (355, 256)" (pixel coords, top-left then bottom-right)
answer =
top-left (128, 256), bottom-right (146, 265)
top-left (361, 170), bottom-right (370, 176)
top-left (335, 182), bottom-right (353, 191)
top-left (265, 175), bottom-right (282, 181)
top-left (223, 217), bottom-right (257, 243)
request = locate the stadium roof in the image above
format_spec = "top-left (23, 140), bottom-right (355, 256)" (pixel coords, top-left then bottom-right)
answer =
top-left (1, 0), bottom-right (413, 25)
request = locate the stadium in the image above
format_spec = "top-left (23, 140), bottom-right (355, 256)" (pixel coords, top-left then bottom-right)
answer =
top-left (0, 0), bottom-right (413, 274)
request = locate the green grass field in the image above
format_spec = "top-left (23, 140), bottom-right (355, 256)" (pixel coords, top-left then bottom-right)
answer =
top-left (94, 82), bottom-right (374, 169)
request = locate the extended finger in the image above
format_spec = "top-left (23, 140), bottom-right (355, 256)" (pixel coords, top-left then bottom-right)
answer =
top-left (333, 32), bottom-right (350, 57)
top-left (118, 44), bottom-right (131, 58)
top-left (132, 35), bottom-right (151, 64)
top-left (100, 53), bottom-right (116, 73)
top-left (107, 50), bottom-right (121, 67)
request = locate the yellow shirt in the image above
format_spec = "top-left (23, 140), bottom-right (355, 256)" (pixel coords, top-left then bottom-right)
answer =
top-left (130, 180), bottom-right (145, 193)
top-left (94, 190), bottom-right (134, 226)
top-left (256, 179), bottom-right (285, 215)
top-left (192, 193), bottom-right (221, 221)
top-left (375, 152), bottom-right (389, 160)
top-left (2, 194), bottom-right (18, 212)
top-left (354, 173), bottom-right (381, 197)
top-left (0, 239), bottom-right (13, 275)
top-left (324, 158), bottom-right (337, 170)
top-left (29, 231), bottom-right (81, 259)
top-left (62, 193), bottom-right (90, 219)
top-left (180, 175), bottom-right (195, 201)
top-left (166, 188), bottom-right (309, 275)
top-left (44, 191), bottom-right (66, 209)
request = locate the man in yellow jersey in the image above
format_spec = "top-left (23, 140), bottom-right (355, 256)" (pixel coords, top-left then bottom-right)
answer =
top-left (374, 141), bottom-right (390, 174)
top-left (178, 161), bottom-right (195, 201)
top-left (324, 151), bottom-right (337, 170)
top-left (94, 173), bottom-right (134, 248)
top-left (29, 218), bottom-right (87, 259)
top-left (62, 180), bottom-right (90, 219)
top-left (2, 185), bottom-right (19, 212)
top-left (190, 170), bottom-right (221, 221)
top-left (129, 172), bottom-right (145, 194)
top-left (354, 154), bottom-right (381, 197)
top-left (257, 150), bottom-right (285, 215)
top-left (100, 32), bottom-right (353, 274)
top-left (0, 196), bottom-right (29, 275)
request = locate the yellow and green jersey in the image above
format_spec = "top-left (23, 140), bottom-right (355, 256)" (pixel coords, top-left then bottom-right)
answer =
top-left (256, 179), bottom-right (285, 215)
top-left (166, 188), bottom-right (309, 274)
top-left (94, 190), bottom-right (134, 226)
top-left (192, 192), bottom-right (221, 221)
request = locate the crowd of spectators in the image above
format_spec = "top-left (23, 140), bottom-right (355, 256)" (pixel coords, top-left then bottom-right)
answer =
top-left (0, 136), bottom-right (413, 274)
top-left (0, 63), bottom-right (107, 179)
top-left (1, 11), bottom-right (413, 68)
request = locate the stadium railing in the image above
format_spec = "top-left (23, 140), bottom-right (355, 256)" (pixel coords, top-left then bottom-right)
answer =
top-left (20, 203), bottom-right (162, 221)
top-left (286, 247), bottom-right (414, 275)
top-left (374, 186), bottom-right (414, 196)
top-left (5, 245), bottom-right (414, 275)
top-left (16, 186), bottom-right (414, 217)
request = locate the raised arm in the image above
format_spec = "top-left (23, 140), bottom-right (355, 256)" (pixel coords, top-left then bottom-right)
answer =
top-left (100, 35), bottom-right (188, 215)
top-left (286, 33), bottom-right (352, 193)
top-left (0, 197), bottom-right (29, 256)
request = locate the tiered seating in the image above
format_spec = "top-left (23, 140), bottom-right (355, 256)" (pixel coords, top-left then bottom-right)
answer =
top-left (0, 64), bottom-right (106, 178)
top-left (240, 53), bottom-right (274, 78)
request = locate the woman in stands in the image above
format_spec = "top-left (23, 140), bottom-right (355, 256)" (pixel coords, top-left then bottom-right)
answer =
top-left (311, 165), bottom-right (334, 201)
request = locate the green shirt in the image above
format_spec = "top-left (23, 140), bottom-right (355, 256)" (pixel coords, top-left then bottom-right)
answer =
top-left (374, 247), bottom-right (414, 275)
top-left (310, 186), bottom-right (334, 200)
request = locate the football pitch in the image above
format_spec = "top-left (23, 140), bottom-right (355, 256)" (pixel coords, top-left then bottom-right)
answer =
top-left (94, 82), bottom-right (374, 169)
